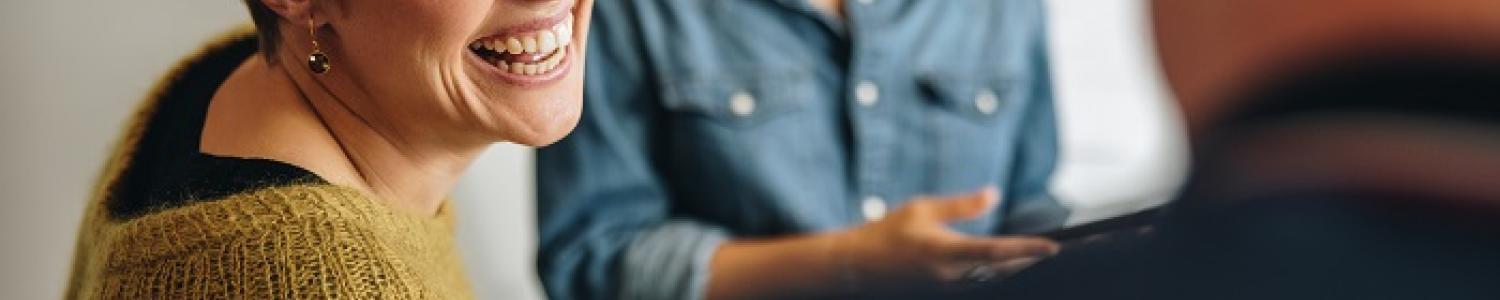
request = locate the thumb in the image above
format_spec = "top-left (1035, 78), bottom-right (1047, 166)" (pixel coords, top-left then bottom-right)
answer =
top-left (926, 186), bottom-right (1000, 222)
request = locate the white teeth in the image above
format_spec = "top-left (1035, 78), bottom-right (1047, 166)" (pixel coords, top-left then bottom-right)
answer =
top-left (538, 31), bottom-right (558, 54)
top-left (473, 12), bottom-right (575, 76)
top-left (556, 23), bottom-right (571, 48)
top-left (473, 13), bottom-right (574, 54)
top-left (506, 38), bottom-right (524, 55)
top-left (543, 48), bottom-right (563, 70)
top-left (522, 36), bottom-right (538, 53)
top-left (493, 48), bottom-right (567, 76)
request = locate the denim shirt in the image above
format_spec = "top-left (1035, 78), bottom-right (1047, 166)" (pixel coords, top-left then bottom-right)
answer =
top-left (537, 1), bottom-right (1067, 299)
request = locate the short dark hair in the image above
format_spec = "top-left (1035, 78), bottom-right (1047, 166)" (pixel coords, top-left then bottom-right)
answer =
top-left (243, 0), bottom-right (282, 60)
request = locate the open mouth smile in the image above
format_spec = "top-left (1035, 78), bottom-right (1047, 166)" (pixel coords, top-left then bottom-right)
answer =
top-left (467, 10), bottom-right (575, 86)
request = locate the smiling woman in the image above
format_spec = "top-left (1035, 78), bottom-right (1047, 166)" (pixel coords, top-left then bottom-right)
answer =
top-left (63, 0), bottom-right (593, 298)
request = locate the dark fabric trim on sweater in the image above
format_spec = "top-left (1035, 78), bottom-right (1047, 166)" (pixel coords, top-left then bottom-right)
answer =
top-left (107, 34), bottom-right (326, 221)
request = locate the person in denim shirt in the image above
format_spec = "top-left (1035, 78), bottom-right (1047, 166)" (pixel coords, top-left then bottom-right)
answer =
top-left (538, 1), bottom-right (1067, 299)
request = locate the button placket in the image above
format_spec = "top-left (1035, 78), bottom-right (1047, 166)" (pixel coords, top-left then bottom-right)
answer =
top-left (852, 79), bottom-right (884, 223)
top-left (847, 2), bottom-right (893, 225)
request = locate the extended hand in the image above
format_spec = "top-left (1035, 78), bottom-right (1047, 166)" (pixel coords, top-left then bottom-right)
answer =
top-left (834, 187), bottom-right (1059, 291)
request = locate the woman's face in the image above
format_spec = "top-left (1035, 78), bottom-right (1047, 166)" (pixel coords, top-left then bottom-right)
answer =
top-left (312, 0), bottom-right (592, 147)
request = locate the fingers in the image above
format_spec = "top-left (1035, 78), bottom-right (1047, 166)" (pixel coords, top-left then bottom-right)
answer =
top-left (919, 186), bottom-right (1000, 222)
top-left (942, 236), bottom-right (1059, 262)
top-left (990, 256), bottom-right (1044, 275)
top-left (941, 256), bottom-right (1045, 285)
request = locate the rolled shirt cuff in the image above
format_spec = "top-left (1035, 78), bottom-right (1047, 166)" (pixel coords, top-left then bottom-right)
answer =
top-left (620, 220), bottom-right (729, 300)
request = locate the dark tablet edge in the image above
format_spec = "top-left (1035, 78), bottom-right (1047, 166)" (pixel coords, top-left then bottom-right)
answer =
top-left (1040, 207), bottom-right (1161, 242)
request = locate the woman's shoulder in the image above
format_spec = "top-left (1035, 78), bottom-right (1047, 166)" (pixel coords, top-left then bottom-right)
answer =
top-left (104, 183), bottom-right (441, 246)
top-left (100, 184), bottom-right (394, 256)
top-left (71, 26), bottom-right (469, 299)
top-left (81, 184), bottom-right (462, 298)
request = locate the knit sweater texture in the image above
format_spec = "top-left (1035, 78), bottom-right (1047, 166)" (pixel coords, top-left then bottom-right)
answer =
top-left (65, 27), bottom-right (473, 299)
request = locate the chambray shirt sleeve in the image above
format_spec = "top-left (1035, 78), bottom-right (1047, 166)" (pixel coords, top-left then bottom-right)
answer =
top-left (535, 3), bottom-right (727, 300)
top-left (1000, 3), bottom-right (1071, 234)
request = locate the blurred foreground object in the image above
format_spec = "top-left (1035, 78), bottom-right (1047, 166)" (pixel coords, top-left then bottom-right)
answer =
top-left (954, 0), bottom-right (1500, 299)
top-left (981, 55), bottom-right (1500, 300)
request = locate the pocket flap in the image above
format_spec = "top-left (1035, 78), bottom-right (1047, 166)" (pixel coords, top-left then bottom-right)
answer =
top-left (662, 69), bottom-right (811, 127)
top-left (919, 72), bottom-right (1022, 120)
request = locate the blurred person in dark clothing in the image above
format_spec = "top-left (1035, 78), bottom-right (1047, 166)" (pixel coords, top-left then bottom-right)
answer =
top-left (967, 0), bottom-right (1500, 299)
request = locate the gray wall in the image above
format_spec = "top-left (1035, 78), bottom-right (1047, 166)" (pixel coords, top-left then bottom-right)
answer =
top-left (0, 1), bottom-right (1183, 299)
top-left (0, 2), bottom-right (251, 299)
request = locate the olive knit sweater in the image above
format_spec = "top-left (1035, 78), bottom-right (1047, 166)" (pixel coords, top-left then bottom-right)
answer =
top-left (65, 27), bottom-right (473, 299)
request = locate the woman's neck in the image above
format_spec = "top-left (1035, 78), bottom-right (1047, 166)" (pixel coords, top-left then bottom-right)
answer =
top-left (203, 54), bottom-right (484, 216)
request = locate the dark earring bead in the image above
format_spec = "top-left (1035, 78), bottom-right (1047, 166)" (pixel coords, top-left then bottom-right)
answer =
top-left (308, 51), bottom-right (331, 74)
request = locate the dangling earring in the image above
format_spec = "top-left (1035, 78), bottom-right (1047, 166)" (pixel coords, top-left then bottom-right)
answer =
top-left (307, 17), bottom-right (331, 74)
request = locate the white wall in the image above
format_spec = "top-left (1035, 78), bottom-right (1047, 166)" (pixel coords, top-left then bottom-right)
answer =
top-left (452, 145), bottom-right (547, 300)
top-left (0, 1), bottom-right (1184, 299)
top-left (1045, 0), bottom-right (1189, 224)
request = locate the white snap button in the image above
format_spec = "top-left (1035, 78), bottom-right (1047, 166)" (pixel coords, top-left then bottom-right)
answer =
top-left (730, 91), bottom-right (756, 117)
top-left (861, 196), bottom-right (887, 221)
top-left (975, 89), bottom-right (999, 115)
top-left (855, 81), bottom-right (880, 107)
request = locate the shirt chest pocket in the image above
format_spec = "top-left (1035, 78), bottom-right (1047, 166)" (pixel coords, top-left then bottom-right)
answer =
top-left (917, 71), bottom-right (1033, 194)
top-left (656, 69), bottom-right (827, 227)
top-left (919, 72), bottom-right (1027, 124)
top-left (661, 70), bottom-right (813, 128)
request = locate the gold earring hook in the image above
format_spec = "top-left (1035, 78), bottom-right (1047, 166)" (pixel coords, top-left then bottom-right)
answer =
top-left (307, 14), bottom-right (331, 74)
top-left (308, 17), bottom-right (320, 51)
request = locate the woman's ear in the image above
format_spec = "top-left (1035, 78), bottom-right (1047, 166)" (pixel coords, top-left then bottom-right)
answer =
top-left (258, 0), bottom-right (316, 25)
